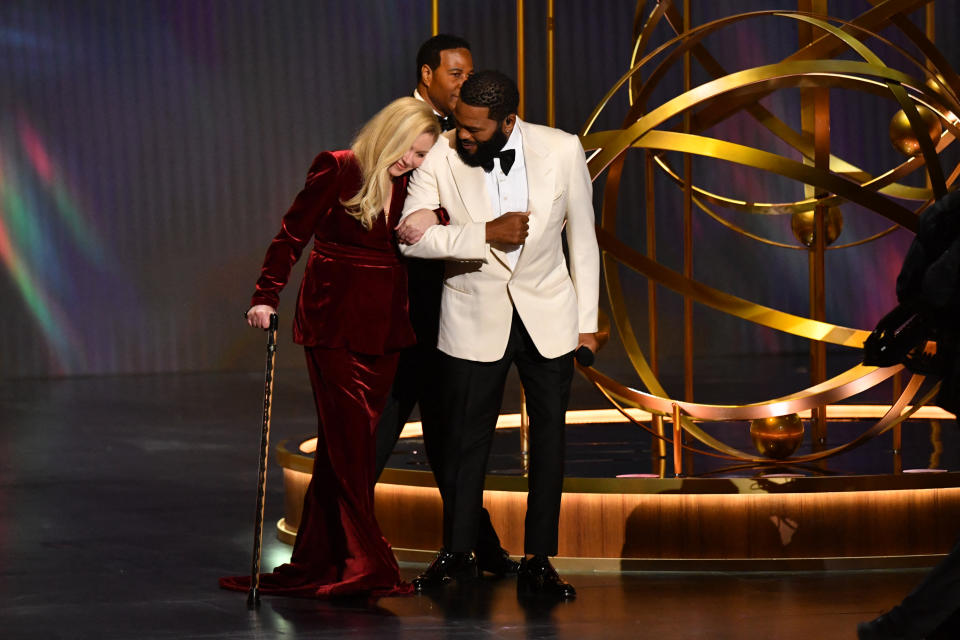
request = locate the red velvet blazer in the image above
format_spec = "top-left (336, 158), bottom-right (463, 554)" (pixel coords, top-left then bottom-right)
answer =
top-left (251, 150), bottom-right (416, 355)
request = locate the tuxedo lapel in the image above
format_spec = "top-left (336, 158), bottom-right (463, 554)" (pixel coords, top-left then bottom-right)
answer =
top-left (447, 152), bottom-right (489, 223)
top-left (514, 122), bottom-right (555, 272)
top-left (446, 150), bottom-right (513, 271)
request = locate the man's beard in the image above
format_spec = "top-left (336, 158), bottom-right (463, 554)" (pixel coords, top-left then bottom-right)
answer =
top-left (455, 127), bottom-right (508, 168)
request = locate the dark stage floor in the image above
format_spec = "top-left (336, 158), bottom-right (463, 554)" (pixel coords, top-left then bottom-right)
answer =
top-left (0, 369), bottom-right (950, 638)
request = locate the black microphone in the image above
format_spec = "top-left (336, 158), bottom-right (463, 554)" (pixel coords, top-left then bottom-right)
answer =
top-left (575, 346), bottom-right (595, 367)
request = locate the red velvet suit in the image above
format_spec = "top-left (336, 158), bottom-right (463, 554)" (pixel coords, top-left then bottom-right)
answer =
top-left (251, 149), bottom-right (415, 354)
top-left (220, 150), bottom-right (415, 597)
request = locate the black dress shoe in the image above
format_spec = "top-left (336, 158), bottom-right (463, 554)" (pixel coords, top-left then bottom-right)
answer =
top-left (477, 547), bottom-right (520, 577)
top-left (412, 549), bottom-right (479, 592)
top-left (857, 613), bottom-right (914, 640)
top-left (516, 555), bottom-right (576, 599)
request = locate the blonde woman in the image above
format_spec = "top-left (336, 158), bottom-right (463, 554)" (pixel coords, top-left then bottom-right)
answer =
top-left (221, 98), bottom-right (441, 597)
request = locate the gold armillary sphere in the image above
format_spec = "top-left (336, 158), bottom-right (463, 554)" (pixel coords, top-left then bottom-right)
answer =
top-left (577, 4), bottom-right (959, 464)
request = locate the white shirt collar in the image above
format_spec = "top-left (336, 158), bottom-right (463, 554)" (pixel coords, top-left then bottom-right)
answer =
top-left (413, 88), bottom-right (442, 117)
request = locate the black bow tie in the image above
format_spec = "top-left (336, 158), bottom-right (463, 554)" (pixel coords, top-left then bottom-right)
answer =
top-left (438, 114), bottom-right (455, 132)
top-left (481, 149), bottom-right (516, 175)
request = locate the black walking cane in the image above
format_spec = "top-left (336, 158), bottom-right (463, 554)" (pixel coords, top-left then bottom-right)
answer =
top-left (248, 312), bottom-right (278, 609)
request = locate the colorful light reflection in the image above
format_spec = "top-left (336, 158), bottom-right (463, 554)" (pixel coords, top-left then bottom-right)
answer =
top-left (0, 114), bottom-right (105, 374)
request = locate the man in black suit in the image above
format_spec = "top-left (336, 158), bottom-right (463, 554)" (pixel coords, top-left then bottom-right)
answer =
top-left (374, 34), bottom-right (518, 579)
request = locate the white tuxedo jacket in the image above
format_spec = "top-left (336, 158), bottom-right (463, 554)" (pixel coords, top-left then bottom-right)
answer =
top-left (400, 119), bottom-right (600, 362)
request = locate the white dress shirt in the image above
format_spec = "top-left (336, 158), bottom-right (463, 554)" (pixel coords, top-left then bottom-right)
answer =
top-left (413, 88), bottom-right (441, 116)
top-left (482, 125), bottom-right (527, 269)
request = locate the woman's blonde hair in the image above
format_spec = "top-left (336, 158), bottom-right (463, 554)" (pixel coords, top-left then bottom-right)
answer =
top-left (342, 97), bottom-right (440, 229)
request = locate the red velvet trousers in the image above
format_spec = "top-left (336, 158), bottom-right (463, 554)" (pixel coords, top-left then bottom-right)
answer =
top-left (220, 346), bottom-right (410, 597)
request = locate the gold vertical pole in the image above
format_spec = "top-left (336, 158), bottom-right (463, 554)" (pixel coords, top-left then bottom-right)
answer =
top-left (646, 151), bottom-right (659, 380)
top-left (646, 151), bottom-right (665, 469)
top-left (520, 387), bottom-right (529, 475)
top-left (798, 0), bottom-right (829, 452)
top-left (431, 0), bottom-right (438, 35)
top-left (811, 80), bottom-right (829, 452)
top-left (890, 0), bottom-right (904, 424)
top-left (682, 0), bottom-right (693, 404)
top-left (929, 420), bottom-right (943, 470)
top-left (516, 0), bottom-right (525, 119)
top-left (515, 0), bottom-right (527, 471)
top-left (646, 152), bottom-right (658, 378)
top-left (892, 370), bottom-right (902, 460)
top-left (672, 403), bottom-right (684, 478)
top-left (655, 456), bottom-right (666, 479)
top-left (546, 0), bottom-right (555, 127)
top-left (681, 0), bottom-right (694, 475)
top-left (652, 414), bottom-right (667, 463)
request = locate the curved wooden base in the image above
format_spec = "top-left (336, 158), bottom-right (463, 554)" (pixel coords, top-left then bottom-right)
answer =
top-left (276, 433), bottom-right (960, 569)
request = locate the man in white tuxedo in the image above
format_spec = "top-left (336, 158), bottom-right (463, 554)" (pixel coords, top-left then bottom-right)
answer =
top-left (396, 70), bottom-right (600, 598)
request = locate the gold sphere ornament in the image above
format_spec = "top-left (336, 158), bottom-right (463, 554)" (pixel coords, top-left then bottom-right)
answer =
top-left (790, 207), bottom-right (843, 247)
top-left (750, 414), bottom-right (804, 459)
top-left (889, 106), bottom-right (943, 156)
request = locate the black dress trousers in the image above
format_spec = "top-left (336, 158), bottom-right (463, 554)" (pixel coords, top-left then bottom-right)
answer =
top-left (374, 258), bottom-right (445, 479)
top-left (440, 309), bottom-right (574, 556)
top-left (373, 258), bottom-right (505, 557)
